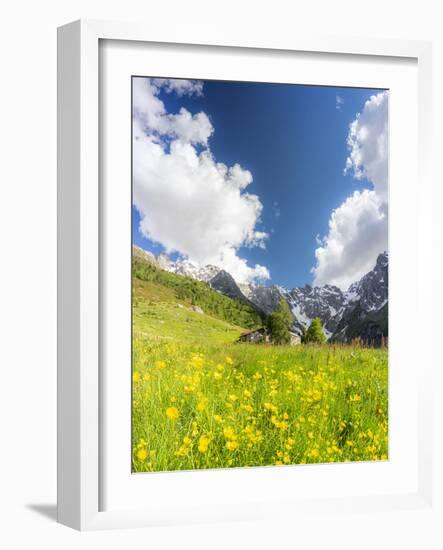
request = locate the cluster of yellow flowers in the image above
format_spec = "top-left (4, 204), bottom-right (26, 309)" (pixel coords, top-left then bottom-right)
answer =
top-left (131, 338), bottom-right (388, 472)
top-left (223, 427), bottom-right (239, 451)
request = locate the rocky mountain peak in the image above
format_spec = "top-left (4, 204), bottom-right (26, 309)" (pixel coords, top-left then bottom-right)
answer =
top-left (209, 270), bottom-right (259, 310)
top-left (133, 245), bottom-right (388, 344)
top-left (347, 252), bottom-right (388, 313)
top-left (376, 251), bottom-right (389, 267)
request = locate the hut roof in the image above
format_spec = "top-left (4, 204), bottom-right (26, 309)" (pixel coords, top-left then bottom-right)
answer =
top-left (240, 328), bottom-right (265, 336)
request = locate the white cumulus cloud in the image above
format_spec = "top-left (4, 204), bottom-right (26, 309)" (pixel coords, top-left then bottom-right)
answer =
top-left (151, 78), bottom-right (204, 97)
top-left (313, 190), bottom-right (388, 289)
top-left (312, 91), bottom-right (389, 289)
top-left (133, 78), bottom-right (213, 146)
top-left (345, 91), bottom-right (389, 200)
top-left (133, 78), bottom-right (270, 284)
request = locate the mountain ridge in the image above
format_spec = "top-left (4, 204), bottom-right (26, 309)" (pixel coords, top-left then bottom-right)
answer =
top-left (132, 245), bottom-right (388, 344)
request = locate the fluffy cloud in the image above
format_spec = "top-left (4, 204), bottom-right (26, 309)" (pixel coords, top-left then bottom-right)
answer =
top-left (133, 78), bottom-right (213, 146)
top-left (312, 91), bottom-right (389, 289)
top-left (133, 78), bottom-right (269, 284)
top-left (151, 78), bottom-right (204, 97)
top-left (345, 91), bottom-right (389, 200)
top-left (313, 190), bottom-right (388, 288)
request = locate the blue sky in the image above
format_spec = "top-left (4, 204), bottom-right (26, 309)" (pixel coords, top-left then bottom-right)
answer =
top-left (132, 78), bottom-right (388, 289)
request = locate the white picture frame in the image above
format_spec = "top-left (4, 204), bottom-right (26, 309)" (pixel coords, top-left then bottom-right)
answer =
top-left (57, 19), bottom-right (433, 531)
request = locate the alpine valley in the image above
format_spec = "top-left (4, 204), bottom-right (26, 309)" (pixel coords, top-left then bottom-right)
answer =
top-left (133, 246), bottom-right (388, 346)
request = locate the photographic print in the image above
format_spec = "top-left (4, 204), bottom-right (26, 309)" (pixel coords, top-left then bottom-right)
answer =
top-left (131, 77), bottom-right (388, 472)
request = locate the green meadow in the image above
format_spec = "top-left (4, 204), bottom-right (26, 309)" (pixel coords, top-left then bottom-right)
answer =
top-left (132, 262), bottom-right (388, 473)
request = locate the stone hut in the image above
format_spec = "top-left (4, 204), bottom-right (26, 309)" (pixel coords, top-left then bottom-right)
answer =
top-left (289, 331), bottom-right (302, 346)
top-left (238, 327), bottom-right (267, 343)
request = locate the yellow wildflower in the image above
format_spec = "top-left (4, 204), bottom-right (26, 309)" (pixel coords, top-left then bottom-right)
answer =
top-left (223, 426), bottom-right (237, 440)
top-left (136, 448), bottom-right (148, 461)
top-left (166, 406), bottom-right (180, 421)
top-left (312, 389), bottom-right (322, 401)
top-left (196, 398), bottom-right (208, 412)
top-left (264, 402), bottom-right (278, 414)
top-left (191, 355), bottom-right (204, 369)
top-left (175, 446), bottom-right (188, 458)
top-left (226, 440), bottom-right (239, 451)
top-left (132, 371), bottom-right (141, 383)
top-left (198, 435), bottom-right (210, 454)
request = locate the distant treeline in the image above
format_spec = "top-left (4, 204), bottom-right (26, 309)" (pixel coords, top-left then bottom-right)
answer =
top-left (132, 256), bottom-right (263, 329)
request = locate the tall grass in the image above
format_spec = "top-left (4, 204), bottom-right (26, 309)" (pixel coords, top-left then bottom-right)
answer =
top-left (132, 337), bottom-right (388, 472)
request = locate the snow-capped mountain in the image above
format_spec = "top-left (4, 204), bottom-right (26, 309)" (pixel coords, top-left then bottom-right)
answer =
top-left (155, 252), bottom-right (222, 282)
top-left (285, 284), bottom-right (347, 337)
top-left (246, 284), bottom-right (284, 315)
top-left (132, 245), bottom-right (388, 344)
top-left (237, 253), bottom-right (388, 341)
top-left (346, 251), bottom-right (388, 313)
top-left (329, 252), bottom-right (388, 344)
top-left (285, 253), bottom-right (388, 341)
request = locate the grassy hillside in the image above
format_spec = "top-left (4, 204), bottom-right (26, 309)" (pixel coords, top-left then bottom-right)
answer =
top-left (131, 253), bottom-right (388, 473)
top-left (133, 278), bottom-right (244, 345)
top-left (133, 255), bottom-right (263, 330)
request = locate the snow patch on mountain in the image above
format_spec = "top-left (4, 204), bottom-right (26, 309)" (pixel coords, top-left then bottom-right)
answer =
top-left (155, 253), bottom-right (222, 282)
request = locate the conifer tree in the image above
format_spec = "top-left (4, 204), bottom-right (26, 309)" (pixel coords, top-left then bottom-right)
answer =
top-left (303, 317), bottom-right (326, 344)
top-left (267, 298), bottom-right (292, 344)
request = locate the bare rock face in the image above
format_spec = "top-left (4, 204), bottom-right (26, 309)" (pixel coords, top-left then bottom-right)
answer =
top-left (208, 270), bottom-right (259, 311)
top-left (346, 252), bottom-right (388, 313)
top-left (245, 285), bottom-right (283, 315)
